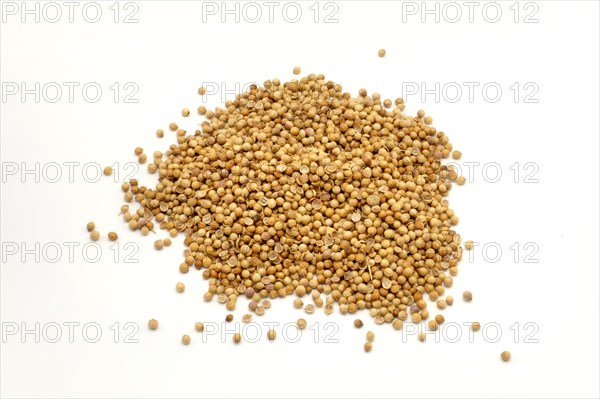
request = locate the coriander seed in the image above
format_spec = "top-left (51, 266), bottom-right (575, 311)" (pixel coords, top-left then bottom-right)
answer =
top-left (471, 322), bottom-right (481, 332)
top-left (267, 329), bottom-right (276, 341)
top-left (148, 319), bottom-right (158, 330)
top-left (195, 322), bottom-right (204, 332)
top-left (392, 319), bottom-right (403, 330)
top-left (103, 166), bottom-right (113, 176)
top-left (452, 150), bottom-right (462, 160)
top-left (463, 291), bottom-right (473, 302)
top-left (296, 318), bottom-right (307, 330)
top-left (182, 334), bottom-right (190, 345)
top-left (378, 49), bottom-right (386, 57)
top-left (90, 230), bottom-right (100, 241)
top-left (354, 319), bottom-right (363, 328)
top-left (364, 342), bottom-right (372, 352)
top-left (501, 351), bottom-right (511, 361)
top-left (233, 333), bottom-right (242, 344)
top-left (182, 108), bottom-right (190, 117)
top-left (176, 282), bottom-right (185, 293)
top-left (156, 129), bottom-right (164, 138)
top-left (86, 222), bottom-right (95, 232)
top-left (366, 331), bottom-right (375, 342)
top-left (293, 66), bottom-right (301, 75)
top-left (108, 232), bottom-right (118, 241)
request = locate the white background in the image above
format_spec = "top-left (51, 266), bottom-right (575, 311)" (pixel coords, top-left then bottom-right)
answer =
top-left (1, 1), bottom-right (599, 398)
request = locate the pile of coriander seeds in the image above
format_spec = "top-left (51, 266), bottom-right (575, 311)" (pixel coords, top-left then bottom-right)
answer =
top-left (123, 72), bottom-right (467, 332)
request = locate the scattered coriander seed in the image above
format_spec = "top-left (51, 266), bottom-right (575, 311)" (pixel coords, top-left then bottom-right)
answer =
top-left (428, 320), bottom-right (438, 331)
top-left (108, 232), bottom-right (118, 241)
top-left (90, 230), bottom-right (100, 241)
top-left (262, 299), bottom-right (271, 309)
top-left (195, 322), bottom-right (204, 332)
top-left (182, 334), bottom-right (190, 345)
top-left (197, 106), bottom-right (207, 115)
top-left (179, 263), bottom-right (189, 273)
top-left (296, 318), bottom-right (307, 330)
top-left (225, 314), bottom-right (233, 322)
top-left (103, 166), bottom-right (113, 176)
top-left (182, 108), bottom-right (190, 117)
top-left (293, 299), bottom-right (304, 309)
top-left (176, 282), bottom-right (185, 293)
top-left (446, 296), bottom-right (454, 306)
top-left (435, 314), bottom-right (445, 324)
top-left (383, 99), bottom-right (392, 108)
top-left (452, 150), bottom-right (462, 160)
top-left (465, 240), bottom-right (474, 249)
top-left (148, 319), bottom-right (158, 330)
top-left (501, 351), bottom-right (511, 361)
top-left (463, 291), bottom-right (473, 302)
top-left (304, 304), bottom-right (315, 314)
top-left (392, 319), bottom-right (403, 330)
top-left (366, 331), bottom-right (375, 342)
top-left (255, 306), bottom-right (265, 316)
top-left (168, 122), bottom-right (178, 131)
top-left (86, 222), bottom-right (95, 232)
top-left (418, 332), bottom-right (426, 342)
top-left (163, 238), bottom-right (172, 247)
top-left (378, 49), bottom-right (386, 57)
top-left (354, 319), bottom-right (364, 328)
top-left (471, 322), bottom-right (481, 332)
top-left (134, 147), bottom-right (143, 156)
top-left (198, 87), bottom-right (206, 95)
top-left (154, 240), bottom-right (164, 250)
top-left (424, 116), bottom-right (433, 125)
top-left (242, 314), bottom-right (252, 323)
top-left (364, 342), bottom-right (373, 352)
top-left (437, 300), bottom-right (447, 310)
top-left (412, 313), bottom-right (423, 323)
top-left (156, 129), bottom-right (164, 138)
top-left (138, 154), bottom-right (147, 164)
top-left (233, 333), bottom-right (242, 344)
top-left (267, 329), bottom-right (276, 341)
top-left (293, 66), bottom-right (301, 75)
top-left (457, 176), bottom-right (467, 185)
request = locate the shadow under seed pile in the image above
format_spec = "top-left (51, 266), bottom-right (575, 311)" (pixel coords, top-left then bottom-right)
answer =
top-left (124, 74), bottom-right (464, 323)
